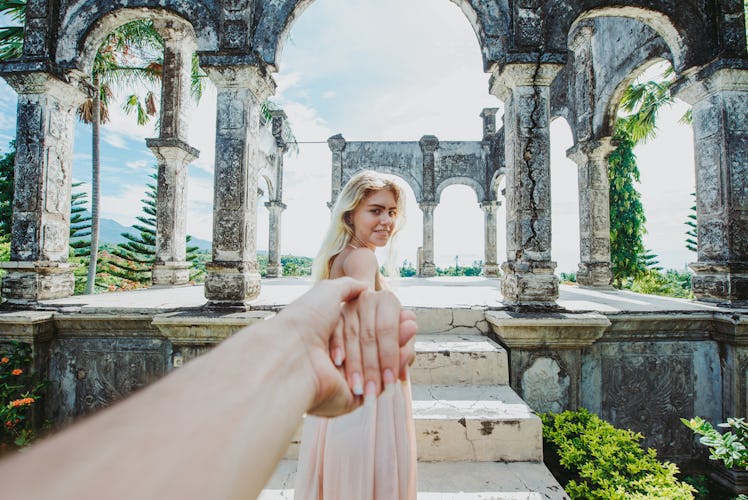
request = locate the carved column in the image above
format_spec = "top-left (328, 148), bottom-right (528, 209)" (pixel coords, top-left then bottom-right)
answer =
top-left (673, 65), bottom-right (748, 305)
top-left (327, 134), bottom-right (346, 208)
top-left (481, 200), bottom-right (500, 277)
top-left (491, 63), bottom-right (563, 305)
top-left (419, 202), bottom-right (437, 277)
top-left (0, 71), bottom-right (88, 302)
top-left (265, 110), bottom-right (288, 278)
top-left (419, 135), bottom-right (438, 202)
top-left (567, 138), bottom-right (614, 287)
top-left (147, 21), bottom-right (199, 286)
top-left (265, 201), bottom-right (286, 278)
top-left (203, 64), bottom-right (275, 305)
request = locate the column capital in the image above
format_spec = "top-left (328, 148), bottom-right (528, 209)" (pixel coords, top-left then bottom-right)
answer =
top-left (2, 69), bottom-right (90, 107)
top-left (566, 137), bottom-right (615, 166)
top-left (146, 138), bottom-right (200, 164)
top-left (480, 200), bottom-right (501, 211)
top-left (264, 200), bottom-right (287, 211)
top-left (489, 62), bottom-right (564, 100)
top-left (419, 201), bottom-right (438, 212)
top-left (327, 133), bottom-right (347, 152)
top-left (672, 61), bottom-right (748, 104)
top-left (419, 135), bottom-right (439, 153)
top-left (203, 63), bottom-right (276, 101)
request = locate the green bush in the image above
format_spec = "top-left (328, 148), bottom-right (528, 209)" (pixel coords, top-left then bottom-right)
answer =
top-left (626, 268), bottom-right (694, 299)
top-left (0, 342), bottom-right (47, 456)
top-left (541, 408), bottom-right (695, 499)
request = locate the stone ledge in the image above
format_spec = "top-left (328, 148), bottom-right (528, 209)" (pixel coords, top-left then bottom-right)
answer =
top-left (152, 310), bottom-right (274, 345)
top-left (486, 311), bottom-right (609, 348)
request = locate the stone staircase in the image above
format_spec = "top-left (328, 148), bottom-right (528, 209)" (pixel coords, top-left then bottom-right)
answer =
top-left (260, 308), bottom-right (568, 499)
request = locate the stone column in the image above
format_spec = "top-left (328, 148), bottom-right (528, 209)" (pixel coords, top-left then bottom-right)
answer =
top-left (491, 63), bottom-right (563, 305)
top-left (481, 200), bottom-right (500, 277)
top-left (419, 135), bottom-right (438, 201)
top-left (567, 138), bottom-right (614, 287)
top-left (147, 22), bottom-right (199, 286)
top-left (419, 202), bottom-right (437, 277)
top-left (0, 71), bottom-right (88, 303)
top-left (673, 65), bottom-right (748, 305)
top-left (327, 134), bottom-right (346, 208)
top-left (264, 201), bottom-right (286, 278)
top-left (203, 64), bottom-right (275, 305)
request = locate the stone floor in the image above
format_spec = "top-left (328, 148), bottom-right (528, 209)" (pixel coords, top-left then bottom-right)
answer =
top-left (37, 276), bottom-right (731, 314)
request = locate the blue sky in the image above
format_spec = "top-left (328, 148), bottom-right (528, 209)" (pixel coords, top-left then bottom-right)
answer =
top-left (0, 0), bottom-right (696, 272)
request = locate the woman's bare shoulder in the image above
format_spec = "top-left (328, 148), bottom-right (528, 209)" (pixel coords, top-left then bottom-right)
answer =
top-left (340, 248), bottom-right (378, 285)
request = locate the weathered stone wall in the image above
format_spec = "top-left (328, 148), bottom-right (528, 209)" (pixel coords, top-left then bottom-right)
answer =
top-left (488, 311), bottom-right (725, 466)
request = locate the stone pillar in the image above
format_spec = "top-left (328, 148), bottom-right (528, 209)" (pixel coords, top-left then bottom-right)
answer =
top-left (480, 108), bottom-right (498, 140)
top-left (491, 63), bottom-right (563, 305)
top-left (481, 200), bottom-right (500, 277)
top-left (419, 202), bottom-right (437, 277)
top-left (419, 135), bottom-right (438, 201)
top-left (265, 201), bottom-right (286, 278)
top-left (327, 134), bottom-right (346, 208)
top-left (673, 65), bottom-right (748, 305)
top-left (0, 72), bottom-right (88, 303)
top-left (567, 138), bottom-right (614, 287)
top-left (147, 21), bottom-right (199, 286)
top-left (203, 64), bottom-right (275, 305)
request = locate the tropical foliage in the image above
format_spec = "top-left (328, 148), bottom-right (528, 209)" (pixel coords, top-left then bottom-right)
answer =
top-left (0, 141), bottom-right (14, 237)
top-left (105, 170), bottom-right (202, 286)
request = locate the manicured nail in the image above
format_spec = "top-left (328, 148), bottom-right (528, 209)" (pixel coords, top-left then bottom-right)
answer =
top-left (383, 369), bottom-right (395, 386)
top-left (333, 348), bottom-right (343, 367)
top-left (352, 373), bottom-right (363, 396)
top-left (365, 380), bottom-right (377, 397)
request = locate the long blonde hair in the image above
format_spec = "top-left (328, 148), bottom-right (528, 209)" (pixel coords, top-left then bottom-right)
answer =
top-left (312, 170), bottom-right (406, 282)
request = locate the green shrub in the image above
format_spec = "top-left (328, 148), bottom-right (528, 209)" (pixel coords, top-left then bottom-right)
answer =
top-left (682, 416), bottom-right (748, 471)
top-left (0, 342), bottom-right (47, 456)
top-left (541, 408), bottom-right (695, 499)
top-left (626, 268), bottom-right (694, 299)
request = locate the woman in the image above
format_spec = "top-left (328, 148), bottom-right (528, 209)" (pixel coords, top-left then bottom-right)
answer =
top-left (295, 170), bottom-right (417, 499)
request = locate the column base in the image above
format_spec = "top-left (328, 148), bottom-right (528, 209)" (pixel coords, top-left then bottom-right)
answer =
top-left (0, 261), bottom-right (75, 302)
top-left (501, 261), bottom-right (559, 306)
top-left (204, 262), bottom-right (261, 305)
top-left (576, 262), bottom-right (613, 288)
top-left (419, 262), bottom-right (436, 277)
top-left (690, 261), bottom-right (748, 306)
top-left (482, 263), bottom-right (501, 278)
top-left (265, 263), bottom-right (282, 278)
top-left (152, 261), bottom-right (192, 286)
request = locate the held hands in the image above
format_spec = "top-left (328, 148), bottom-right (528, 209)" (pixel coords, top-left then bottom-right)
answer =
top-left (276, 278), bottom-right (417, 417)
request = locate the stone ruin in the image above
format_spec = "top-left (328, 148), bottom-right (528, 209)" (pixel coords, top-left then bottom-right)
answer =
top-left (0, 0), bottom-right (747, 482)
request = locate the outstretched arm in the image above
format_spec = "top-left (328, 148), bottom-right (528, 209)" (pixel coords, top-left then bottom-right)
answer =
top-left (0, 278), bottom-right (417, 500)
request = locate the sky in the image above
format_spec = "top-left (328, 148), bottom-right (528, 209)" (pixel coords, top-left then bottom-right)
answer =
top-left (0, 0), bottom-right (696, 273)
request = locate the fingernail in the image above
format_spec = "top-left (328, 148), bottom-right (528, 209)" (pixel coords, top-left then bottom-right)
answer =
top-left (365, 380), bottom-right (377, 397)
top-left (352, 373), bottom-right (363, 396)
top-left (333, 348), bottom-right (343, 367)
top-left (383, 369), bottom-right (395, 386)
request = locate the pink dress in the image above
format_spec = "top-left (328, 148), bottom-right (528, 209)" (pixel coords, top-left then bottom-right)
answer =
top-left (294, 375), bottom-right (417, 499)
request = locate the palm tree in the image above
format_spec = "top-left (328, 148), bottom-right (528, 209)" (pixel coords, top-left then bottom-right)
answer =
top-left (0, 0), bottom-right (24, 60)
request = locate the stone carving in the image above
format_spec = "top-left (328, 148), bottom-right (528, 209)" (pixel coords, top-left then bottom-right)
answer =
top-left (603, 354), bottom-right (693, 458)
top-left (521, 356), bottom-right (569, 413)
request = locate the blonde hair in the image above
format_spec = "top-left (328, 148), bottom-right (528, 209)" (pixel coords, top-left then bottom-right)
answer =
top-left (312, 170), bottom-right (406, 282)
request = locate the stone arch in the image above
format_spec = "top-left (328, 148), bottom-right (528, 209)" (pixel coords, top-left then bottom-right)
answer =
top-left (547, 1), bottom-right (730, 72)
top-left (489, 170), bottom-right (504, 202)
top-left (260, 174), bottom-right (275, 201)
top-left (55, 1), bottom-right (220, 72)
top-left (253, 0), bottom-right (510, 71)
top-left (341, 164), bottom-right (423, 204)
top-left (436, 177), bottom-right (485, 205)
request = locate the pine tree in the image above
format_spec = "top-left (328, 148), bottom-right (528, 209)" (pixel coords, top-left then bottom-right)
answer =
top-left (69, 182), bottom-right (92, 257)
top-left (685, 192), bottom-right (697, 253)
top-left (106, 170), bottom-right (201, 285)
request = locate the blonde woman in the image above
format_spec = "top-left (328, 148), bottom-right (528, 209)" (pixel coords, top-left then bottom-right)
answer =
top-left (295, 170), bottom-right (417, 499)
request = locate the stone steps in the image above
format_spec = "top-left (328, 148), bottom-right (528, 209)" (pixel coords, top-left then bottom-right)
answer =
top-left (260, 460), bottom-right (568, 499)
top-left (264, 313), bottom-right (567, 498)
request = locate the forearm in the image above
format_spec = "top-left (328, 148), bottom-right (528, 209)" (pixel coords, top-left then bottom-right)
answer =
top-left (0, 319), bottom-right (315, 500)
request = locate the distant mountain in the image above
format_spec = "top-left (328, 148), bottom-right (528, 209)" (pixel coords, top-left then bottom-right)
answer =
top-left (97, 217), bottom-right (212, 251)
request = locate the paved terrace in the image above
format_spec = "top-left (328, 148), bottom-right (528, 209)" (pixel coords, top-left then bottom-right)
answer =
top-left (31, 277), bottom-right (736, 315)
